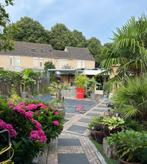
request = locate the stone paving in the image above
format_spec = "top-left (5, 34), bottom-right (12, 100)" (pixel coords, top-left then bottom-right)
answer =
top-left (36, 98), bottom-right (109, 164)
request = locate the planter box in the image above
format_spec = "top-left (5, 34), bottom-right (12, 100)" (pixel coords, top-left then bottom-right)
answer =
top-left (103, 138), bottom-right (117, 159)
top-left (119, 159), bottom-right (140, 164)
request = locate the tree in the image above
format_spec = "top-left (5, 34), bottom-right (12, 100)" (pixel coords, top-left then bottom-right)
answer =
top-left (100, 43), bottom-right (113, 63)
top-left (87, 37), bottom-right (102, 66)
top-left (21, 68), bottom-right (39, 94)
top-left (48, 23), bottom-right (72, 50)
top-left (103, 16), bottom-right (147, 78)
top-left (0, 0), bottom-right (14, 50)
top-left (44, 61), bottom-right (55, 71)
top-left (44, 61), bottom-right (55, 82)
top-left (48, 24), bottom-right (87, 50)
top-left (70, 30), bottom-right (86, 47)
top-left (8, 17), bottom-right (49, 43)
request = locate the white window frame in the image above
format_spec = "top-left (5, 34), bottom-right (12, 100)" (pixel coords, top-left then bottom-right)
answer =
top-left (59, 59), bottom-right (68, 69)
top-left (39, 58), bottom-right (43, 68)
top-left (33, 57), bottom-right (39, 67)
top-left (9, 56), bottom-right (13, 66)
top-left (14, 56), bottom-right (20, 66)
top-left (77, 60), bottom-right (85, 68)
top-left (33, 57), bottom-right (44, 68)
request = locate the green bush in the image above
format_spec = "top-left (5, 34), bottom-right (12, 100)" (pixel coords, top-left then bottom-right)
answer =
top-left (111, 75), bottom-right (147, 121)
top-left (88, 116), bottom-right (125, 133)
top-left (0, 99), bottom-right (63, 163)
top-left (33, 105), bottom-right (63, 142)
top-left (74, 74), bottom-right (89, 88)
top-left (107, 130), bottom-right (147, 163)
top-left (125, 119), bottom-right (143, 131)
top-left (88, 116), bottom-right (103, 130)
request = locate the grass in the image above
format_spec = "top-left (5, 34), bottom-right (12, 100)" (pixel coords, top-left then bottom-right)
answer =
top-left (92, 139), bottom-right (118, 164)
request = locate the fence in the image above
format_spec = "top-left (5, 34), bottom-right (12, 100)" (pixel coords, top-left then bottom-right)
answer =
top-left (0, 77), bottom-right (50, 98)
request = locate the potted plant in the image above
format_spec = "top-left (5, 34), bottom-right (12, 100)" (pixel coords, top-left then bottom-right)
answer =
top-left (102, 116), bottom-right (125, 135)
top-left (88, 116), bottom-right (106, 144)
top-left (88, 116), bottom-right (125, 144)
top-left (106, 130), bottom-right (147, 164)
top-left (87, 77), bottom-right (97, 99)
top-left (74, 74), bottom-right (88, 99)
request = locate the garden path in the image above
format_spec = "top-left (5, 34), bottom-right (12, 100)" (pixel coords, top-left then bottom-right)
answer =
top-left (36, 98), bottom-right (109, 164)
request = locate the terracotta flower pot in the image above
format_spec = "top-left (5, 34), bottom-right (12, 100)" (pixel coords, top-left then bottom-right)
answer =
top-left (119, 159), bottom-right (141, 164)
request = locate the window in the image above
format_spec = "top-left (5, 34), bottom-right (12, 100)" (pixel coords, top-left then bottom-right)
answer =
top-left (9, 56), bottom-right (21, 66)
top-left (82, 60), bottom-right (85, 68)
top-left (9, 56), bottom-right (13, 66)
top-left (77, 60), bottom-right (85, 68)
top-left (59, 59), bottom-right (68, 69)
top-left (33, 57), bottom-right (39, 67)
top-left (33, 57), bottom-right (43, 68)
top-left (40, 61), bottom-right (42, 67)
top-left (14, 56), bottom-right (20, 66)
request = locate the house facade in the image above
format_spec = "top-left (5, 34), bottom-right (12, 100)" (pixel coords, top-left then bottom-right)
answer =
top-left (0, 41), bottom-right (95, 71)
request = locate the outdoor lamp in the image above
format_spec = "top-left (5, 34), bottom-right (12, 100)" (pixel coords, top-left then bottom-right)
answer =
top-left (55, 71), bottom-right (61, 83)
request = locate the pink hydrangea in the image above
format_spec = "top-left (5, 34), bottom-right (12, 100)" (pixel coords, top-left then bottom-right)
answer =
top-left (8, 101), bottom-right (15, 109)
top-left (37, 103), bottom-right (47, 109)
top-left (29, 129), bottom-right (46, 143)
top-left (13, 105), bottom-right (34, 121)
top-left (53, 120), bottom-right (59, 126)
top-left (26, 104), bottom-right (38, 111)
top-left (32, 120), bottom-right (42, 129)
top-left (0, 119), bottom-right (17, 138)
top-left (18, 102), bottom-right (25, 108)
top-left (54, 111), bottom-right (59, 115)
top-left (0, 119), bottom-right (5, 129)
top-left (13, 106), bottom-right (25, 115)
top-left (25, 111), bottom-right (33, 120)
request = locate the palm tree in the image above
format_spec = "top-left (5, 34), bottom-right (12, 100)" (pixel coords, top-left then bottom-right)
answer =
top-left (102, 16), bottom-right (147, 81)
top-left (111, 75), bottom-right (147, 121)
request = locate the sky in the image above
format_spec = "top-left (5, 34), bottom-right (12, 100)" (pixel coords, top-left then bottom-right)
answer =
top-left (5, 0), bottom-right (147, 44)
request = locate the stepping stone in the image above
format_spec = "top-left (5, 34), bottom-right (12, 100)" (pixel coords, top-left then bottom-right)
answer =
top-left (65, 113), bottom-right (75, 118)
top-left (99, 104), bottom-right (107, 107)
top-left (67, 125), bottom-right (87, 134)
top-left (79, 118), bottom-right (91, 123)
top-left (58, 153), bottom-right (89, 164)
top-left (86, 112), bottom-right (98, 117)
top-left (58, 138), bottom-right (81, 146)
top-left (93, 108), bottom-right (108, 112)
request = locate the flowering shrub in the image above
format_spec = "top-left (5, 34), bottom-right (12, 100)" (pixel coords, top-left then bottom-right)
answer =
top-left (53, 120), bottom-right (59, 126)
top-left (0, 119), bottom-right (16, 138)
top-left (33, 107), bottom-right (63, 142)
top-left (0, 98), bottom-right (63, 163)
top-left (29, 129), bottom-right (46, 143)
top-left (26, 103), bottom-right (38, 111)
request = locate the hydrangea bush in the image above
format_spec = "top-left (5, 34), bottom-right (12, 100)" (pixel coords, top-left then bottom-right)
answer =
top-left (0, 98), bottom-right (63, 163)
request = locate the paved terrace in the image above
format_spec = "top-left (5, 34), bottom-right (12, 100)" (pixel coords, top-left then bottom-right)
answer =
top-left (34, 98), bottom-right (109, 164)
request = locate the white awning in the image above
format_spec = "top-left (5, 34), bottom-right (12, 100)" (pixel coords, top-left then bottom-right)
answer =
top-left (81, 69), bottom-right (106, 75)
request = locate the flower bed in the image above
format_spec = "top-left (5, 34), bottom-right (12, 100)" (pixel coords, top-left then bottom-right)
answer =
top-left (88, 115), bottom-right (147, 164)
top-left (0, 98), bottom-right (63, 163)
